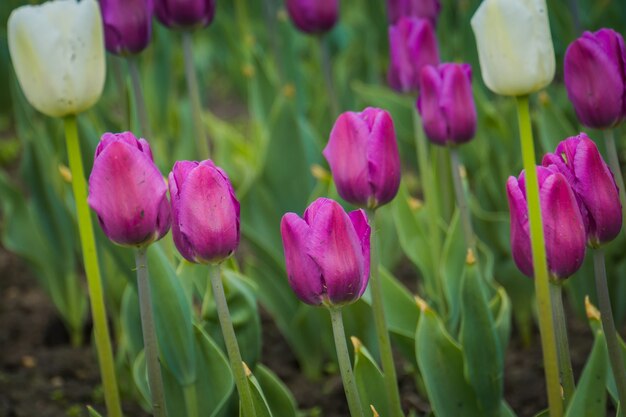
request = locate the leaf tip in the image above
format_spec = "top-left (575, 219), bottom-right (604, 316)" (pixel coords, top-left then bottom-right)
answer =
top-left (350, 336), bottom-right (362, 353)
top-left (585, 295), bottom-right (601, 322)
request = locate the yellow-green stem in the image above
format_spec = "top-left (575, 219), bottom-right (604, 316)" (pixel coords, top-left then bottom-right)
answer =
top-left (182, 31), bottom-right (210, 159)
top-left (209, 266), bottom-right (256, 417)
top-left (449, 146), bottom-right (477, 257)
top-left (63, 116), bottom-right (123, 417)
top-left (515, 95), bottom-right (562, 417)
top-left (183, 383), bottom-right (199, 417)
top-left (604, 130), bottom-right (626, 238)
top-left (365, 209), bottom-right (404, 417)
top-left (329, 307), bottom-right (365, 417)
top-left (127, 57), bottom-right (151, 139)
top-left (593, 248), bottom-right (626, 417)
top-left (135, 247), bottom-right (167, 417)
top-left (412, 107), bottom-right (443, 308)
top-left (319, 35), bottom-right (339, 117)
top-left (549, 282), bottom-right (575, 406)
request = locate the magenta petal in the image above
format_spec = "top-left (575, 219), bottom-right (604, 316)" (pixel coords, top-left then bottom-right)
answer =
top-left (280, 213), bottom-right (324, 305)
top-left (539, 172), bottom-right (587, 279)
top-left (506, 176), bottom-right (533, 278)
top-left (323, 112), bottom-right (371, 205)
top-left (88, 140), bottom-right (168, 246)
top-left (348, 209), bottom-right (371, 297)
top-left (177, 164), bottom-right (239, 263)
top-left (418, 65), bottom-right (447, 144)
top-left (440, 63), bottom-right (476, 143)
top-left (168, 169), bottom-right (194, 262)
top-left (366, 109), bottom-right (401, 206)
top-left (306, 199), bottom-right (365, 305)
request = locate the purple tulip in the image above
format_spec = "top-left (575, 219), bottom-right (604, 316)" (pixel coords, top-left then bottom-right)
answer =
top-left (168, 159), bottom-right (240, 264)
top-left (88, 132), bottom-right (170, 247)
top-left (323, 107), bottom-right (401, 209)
top-left (285, 0), bottom-right (338, 34)
top-left (542, 133), bottom-right (622, 247)
top-left (506, 167), bottom-right (586, 280)
top-left (100, 0), bottom-right (154, 55)
top-left (386, 0), bottom-right (441, 27)
top-left (564, 29), bottom-right (626, 129)
top-left (154, 0), bottom-right (215, 29)
top-left (417, 63), bottom-right (476, 146)
top-left (281, 198), bottom-right (370, 306)
top-left (388, 17), bottom-right (439, 94)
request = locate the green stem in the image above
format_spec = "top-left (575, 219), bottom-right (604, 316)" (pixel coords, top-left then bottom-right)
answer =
top-left (328, 307), bottom-right (365, 417)
top-left (183, 383), bottom-right (199, 417)
top-left (412, 107), bottom-right (443, 308)
top-left (63, 116), bottom-right (123, 417)
top-left (593, 248), bottom-right (626, 417)
top-left (209, 266), bottom-right (256, 417)
top-left (365, 209), bottom-right (404, 417)
top-left (604, 130), bottom-right (626, 238)
top-left (135, 247), bottom-right (167, 417)
top-left (127, 57), bottom-right (151, 139)
top-left (515, 95), bottom-right (563, 417)
top-left (182, 31), bottom-right (210, 159)
top-left (319, 35), bottom-right (340, 117)
top-left (549, 282), bottom-right (575, 406)
top-left (449, 146), bottom-right (477, 256)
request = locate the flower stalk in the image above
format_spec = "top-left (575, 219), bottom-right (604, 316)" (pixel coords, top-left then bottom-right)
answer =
top-left (319, 35), bottom-right (339, 116)
top-left (548, 282), bottom-right (575, 406)
top-left (449, 146), bottom-right (476, 256)
top-left (515, 95), bottom-right (562, 417)
top-left (135, 247), bottom-right (167, 417)
top-left (127, 57), bottom-right (151, 139)
top-left (182, 31), bottom-right (210, 159)
top-left (604, 130), bottom-right (626, 237)
top-left (64, 115), bottom-right (123, 417)
top-left (366, 208), bottom-right (404, 417)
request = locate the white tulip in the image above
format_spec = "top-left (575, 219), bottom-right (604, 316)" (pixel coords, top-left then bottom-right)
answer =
top-left (470, 0), bottom-right (555, 96)
top-left (8, 0), bottom-right (106, 118)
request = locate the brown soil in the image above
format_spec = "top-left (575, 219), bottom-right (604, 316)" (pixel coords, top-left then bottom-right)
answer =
top-left (0, 244), bottom-right (607, 417)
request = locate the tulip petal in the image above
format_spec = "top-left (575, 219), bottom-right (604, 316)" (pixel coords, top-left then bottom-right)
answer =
top-left (506, 176), bottom-right (532, 278)
top-left (306, 199), bottom-right (365, 305)
top-left (418, 65), bottom-right (447, 144)
top-left (348, 209), bottom-right (371, 297)
top-left (323, 112), bottom-right (371, 205)
top-left (440, 64), bottom-right (476, 143)
top-left (365, 109), bottom-right (401, 206)
top-left (280, 213), bottom-right (324, 305)
top-left (88, 140), bottom-right (168, 246)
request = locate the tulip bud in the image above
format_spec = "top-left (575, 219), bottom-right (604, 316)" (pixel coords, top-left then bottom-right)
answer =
top-left (169, 160), bottom-right (240, 264)
top-left (281, 198), bottom-right (370, 307)
top-left (388, 17), bottom-right (439, 94)
top-left (100, 0), bottom-right (154, 55)
top-left (564, 29), bottom-right (626, 129)
top-left (542, 133), bottom-right (622, 247)
top-left (8, 0), bottom-right (106, 118)
top-left (506, 167), bottom-right (586, 280)
top-left (285, 0), bottom-right (339, 34)
top-left (470, 0), bottom-right (555, 96)
top-left (323, 108), bottom-right (401, 209)
top-left (386, 0), bottom-right (441, 27)
top-left (417, 63), bottom-right (477, 146)
top-left (88, 132), bottom-right (170, 247)
top-left (155, 0), bottom-right (215, 29)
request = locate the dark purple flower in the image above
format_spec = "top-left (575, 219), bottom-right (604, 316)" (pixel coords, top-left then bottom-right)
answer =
top-left (168, 159), bottom-right (240, 264)
top-left (285, 0), bottom-right (338, 34)
top-left (100, 0), bottom-right (154, 55)
top-left (154, 0), bottom-right (215, 29)
top-left (564, 29), bottom-right (626, 129)
top-left (88, 132), bottom-right (170, 247)
top-left (323, 107), bottom-right (401, 209)
top-left (281, 198), bottom-right (370, 306)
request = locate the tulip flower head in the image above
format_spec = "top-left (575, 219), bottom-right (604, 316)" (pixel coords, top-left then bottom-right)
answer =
top-left (285, 0), bottom-right (339, 34)
top-left (417, 63), bottom-right (477, 146)
top-left (100, 0), bottom-right (154, 55)
top-left (155, 0), bottom-right (216, 29)
top-left (281, 198), bottom-right (370, 307)
top-left (564, 29), bottom-right (626, 129)
top-left (88, 132), bottom-right (171, 247)
top-left (8, 0), bottom-right (106, 117)
top-left (323, 108), bottom-right (401, 209)
top-left (169, 160), bottom-right (240, 264)
top-left (542, 133), bottom-right (622, 247)
top-left (386, 0), bottom-right (441, 26)
top-left (388, 17), bottom-right (439, 94)
top-left (470, 0), bottom-right (555, 96)
top-left (506, 167), bottom-right (586, 280)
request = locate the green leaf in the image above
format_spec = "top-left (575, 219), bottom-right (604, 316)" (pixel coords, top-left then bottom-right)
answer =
top-left (460, 262), bottom-right (504, 417)
top-left (246, 367), bottom-right (274, 417)
top-left (120, 284), bottom-right (143, 360)
top-left (254, 364), bottom-right (298, 417)
top-left (87, 406), bottom-right (104, 417)
top-left (440, 210), bottom-right (464, 331)
top-left (565, 331), bottom-right (608, 417)
top-left (148, 243), bottom-right (196, 385)
top-left (352, 337), bottom-right (390, 416)
top-left (416, 304), bottom-right (482, 417)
